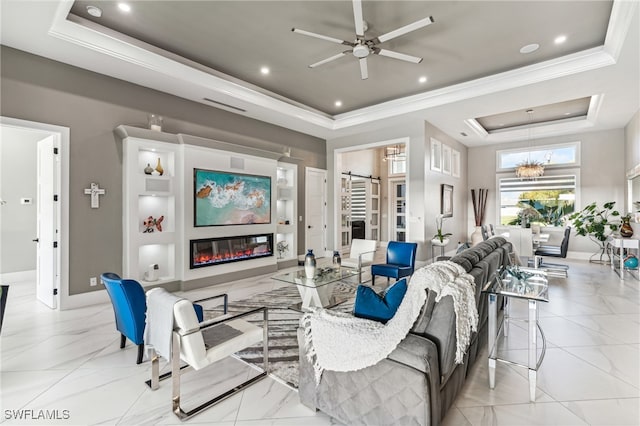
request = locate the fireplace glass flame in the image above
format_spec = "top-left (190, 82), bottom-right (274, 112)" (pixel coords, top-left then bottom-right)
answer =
top-left (190, 234), bottom-right (273, 269)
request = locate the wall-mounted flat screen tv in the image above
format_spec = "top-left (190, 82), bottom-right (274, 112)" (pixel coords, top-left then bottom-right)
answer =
top-left (194, 168), bottom-right (271, 226)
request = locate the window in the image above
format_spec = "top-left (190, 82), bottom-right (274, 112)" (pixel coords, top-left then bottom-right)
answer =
top-left (389, 157), bottom-right (406, 175)
top-left (499, 175), bottom-right (576, 226)
top-left (497, 142), bottom-right (580, 171)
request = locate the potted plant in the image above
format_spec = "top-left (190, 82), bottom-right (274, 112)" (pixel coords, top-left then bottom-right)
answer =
top-left (569, 201), bottom-right (620, 263)
top-left (432, 214), bottom-right (452, 246)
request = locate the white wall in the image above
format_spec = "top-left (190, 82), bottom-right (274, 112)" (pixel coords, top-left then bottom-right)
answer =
top-left (424, 122), bottom-right (468, 257)
top-left (468, 128), bottom-right (626, 256)
top-left (625, 109), bottom-right (640, 216)
top-left (0, 127), bottom-right (42, 273)
top-left (327, 119), bottom-right (469, 261)
top-left (182, 144), bottom-right (278, 282)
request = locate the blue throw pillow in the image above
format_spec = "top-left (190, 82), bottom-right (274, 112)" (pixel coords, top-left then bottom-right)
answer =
top-left (353, 278), bottom-right (408, 323)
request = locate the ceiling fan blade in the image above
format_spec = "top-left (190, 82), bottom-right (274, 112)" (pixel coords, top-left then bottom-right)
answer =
top-left (309, 51), bottom-right (351, 68)
top-left (359, 58), bottom-right (368, 80)
top-left (376, 16), bottom-right (434, 43)
top-left (292, 28), bottom-right (354, 46)
top-left (375, 48), bottom-right (423, 64)
top-left (352, 0), bottom-right (365, 37)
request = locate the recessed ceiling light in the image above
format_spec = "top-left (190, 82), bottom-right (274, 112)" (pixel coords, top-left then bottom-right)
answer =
top-left (260, 66), bottom-right (270, 75)
top-left (335, 100), bottom-right (343, 107)
top-left (564, 112), bottom-right (572, 115)
top-left (86, 5), bottom-right (103, 17)
top-left (118, 3), bottom-right (131, 13)
top-left (520, 43), bottom-right (540, 54)
top-left (554, 35), bottom-right (567, 44)
top-left (418, 76), bottom-right (427, 84)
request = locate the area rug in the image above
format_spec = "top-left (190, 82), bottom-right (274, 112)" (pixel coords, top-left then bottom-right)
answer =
top-left (205, 281), bottom-right (357, 388)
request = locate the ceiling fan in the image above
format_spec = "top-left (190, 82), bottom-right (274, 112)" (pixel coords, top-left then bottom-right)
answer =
top-left (292, 0), bottom-right (434, 80)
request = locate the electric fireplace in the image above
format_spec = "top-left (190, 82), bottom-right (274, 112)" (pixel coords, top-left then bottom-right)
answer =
top-left (190, 234), bottom-right (273, 269)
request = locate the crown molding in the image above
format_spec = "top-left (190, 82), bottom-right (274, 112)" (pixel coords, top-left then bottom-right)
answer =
top-left (37, 0), bottom-right (635, 138)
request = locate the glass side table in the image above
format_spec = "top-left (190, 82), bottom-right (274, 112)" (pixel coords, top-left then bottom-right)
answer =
top-left (482, 266), bottom-right (549, 402)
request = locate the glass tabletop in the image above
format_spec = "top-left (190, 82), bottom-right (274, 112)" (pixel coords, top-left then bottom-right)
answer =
top-left (483, 266), bottom-right (549, 302)
top-left (271, 266), bottom-right (358, 288)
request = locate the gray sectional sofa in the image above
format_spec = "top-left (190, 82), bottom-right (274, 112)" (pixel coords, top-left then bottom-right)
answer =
top-left (297, 237), bottom-right (513, 426)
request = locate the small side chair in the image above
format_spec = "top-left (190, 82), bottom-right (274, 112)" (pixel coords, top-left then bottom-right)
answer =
top-left (341, 239), bottom-right (377, 282)
top-left (101, 273), bottom-right (207, 364)
top-left (101, 273), bottom-right (147, 364)
top-left (370, 241), bottom-right (418, 286)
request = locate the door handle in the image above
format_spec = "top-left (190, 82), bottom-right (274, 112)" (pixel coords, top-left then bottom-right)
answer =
top-left (32, 238), bottom-right (39, 242)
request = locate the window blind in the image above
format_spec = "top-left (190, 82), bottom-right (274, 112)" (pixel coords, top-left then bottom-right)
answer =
top-left (499, 175), bottom-right (576, 193)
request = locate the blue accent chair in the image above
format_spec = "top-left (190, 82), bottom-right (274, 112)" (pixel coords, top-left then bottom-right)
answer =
top-left (101, 273), bottom-right (207, 364)
top-left (101, 273), bottom-right (147, 364)
top-left (370, 241), bottom-right (418, 286)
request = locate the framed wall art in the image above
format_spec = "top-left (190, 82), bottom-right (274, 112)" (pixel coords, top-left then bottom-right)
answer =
top-left (441, 184), bottom-right (454, 217)
top-left (194, 168), bottom-right (271, 226)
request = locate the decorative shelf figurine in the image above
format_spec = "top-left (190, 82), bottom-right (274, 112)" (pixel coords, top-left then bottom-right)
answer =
top-left (155, 158), bottom-right (164, 176)
top-left (143, 215), bottom-right (164, 233)
top-left (148, 114), bottom-right (163, 132)
top-left (144, 163), bottom-right (154, 175)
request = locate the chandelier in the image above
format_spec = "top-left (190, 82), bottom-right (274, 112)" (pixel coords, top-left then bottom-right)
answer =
top-left (515, 160), bottom-right (545, 179)
top-left (382, 144), bottom-right (406, 162)
top-left (515, 109), bottom-right (544, 180)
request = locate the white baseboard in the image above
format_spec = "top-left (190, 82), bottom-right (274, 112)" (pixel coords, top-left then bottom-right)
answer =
top-left (0, 269), bottom-right (36, 283)
top-left (59, 288), bottom-right (110, 311)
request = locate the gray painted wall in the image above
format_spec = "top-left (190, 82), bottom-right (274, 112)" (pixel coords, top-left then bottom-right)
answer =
top-left (468, 128), bottom-right (626, 255)
top-left (0, 46), bottom-right (325, 295)
top-left (0, 127), bottom-right (41, 273)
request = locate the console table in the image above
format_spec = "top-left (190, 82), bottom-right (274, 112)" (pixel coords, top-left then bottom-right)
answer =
top-left (608, 236), bottom-right (640, 281)
top-left (482, 266), bottom-right (549, 402)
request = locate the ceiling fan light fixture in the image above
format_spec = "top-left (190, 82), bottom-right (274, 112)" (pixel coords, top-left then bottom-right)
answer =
top-left (353, 44), bottom-right (370, 58)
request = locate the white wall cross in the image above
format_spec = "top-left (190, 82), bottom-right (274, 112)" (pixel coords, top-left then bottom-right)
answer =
top-left (84, 182), bottom-right (106, 209)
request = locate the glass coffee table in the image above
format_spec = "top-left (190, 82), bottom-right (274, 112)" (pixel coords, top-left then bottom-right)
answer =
top-left (271, 266), bottom-right (358, 311)
top-left (482, 265), bottom-right (549, 402)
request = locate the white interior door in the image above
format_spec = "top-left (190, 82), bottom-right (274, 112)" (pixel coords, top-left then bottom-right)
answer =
top-left (389, 179), bottom-right (407, 242)
top-left (36, 135), bottom-right (59, 308)
top-left (305, 168), bottom-right (327, 257)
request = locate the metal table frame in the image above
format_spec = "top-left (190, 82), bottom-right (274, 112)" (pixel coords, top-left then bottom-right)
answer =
top-left (484, 266), bottom-right (549, 402)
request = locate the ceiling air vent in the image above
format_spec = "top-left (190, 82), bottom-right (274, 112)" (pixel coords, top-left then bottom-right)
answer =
top-left (203, 98), bottom-right (246, 112)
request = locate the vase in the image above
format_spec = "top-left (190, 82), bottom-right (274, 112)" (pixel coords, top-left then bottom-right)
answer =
top-left (470, 226), bottom-right (483, 247)
top-left (620, 218), bottom-right (634, 238)
top-left (431, 238), bottom-right (449, 246)
top-left (155, 158), bottom-right (164, 176)
top-left (332, 250), bottom-right (341, 267)
top-left (304, 249), bottom-right (316, 279)
top-left (144, 163), bottom-right (154, 175)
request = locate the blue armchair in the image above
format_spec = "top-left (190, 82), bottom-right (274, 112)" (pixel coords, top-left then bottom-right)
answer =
top-left (370, 241), bottom-right (418, 286)
top-left (101, 273), bottom-right (208, 364)
top-left (101, 273), bottom-right (147, 364)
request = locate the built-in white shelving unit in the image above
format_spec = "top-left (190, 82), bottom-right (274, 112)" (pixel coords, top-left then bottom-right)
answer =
top-left (276, 162), bottom-right (297, 264)
top-left (122, 136), bottom-right (181, 286)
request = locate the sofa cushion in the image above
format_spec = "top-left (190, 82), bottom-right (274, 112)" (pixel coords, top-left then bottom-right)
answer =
top-left (354, 278), bottom-right (408, 323)
top-left (411, 289), bottom-right (437, 334)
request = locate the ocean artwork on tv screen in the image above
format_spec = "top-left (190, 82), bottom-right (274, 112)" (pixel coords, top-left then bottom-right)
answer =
top-left (194, 168), bottom-right (271, 226)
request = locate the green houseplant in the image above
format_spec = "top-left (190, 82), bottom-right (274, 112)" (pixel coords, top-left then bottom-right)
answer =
top-left (432, 214), bottom-right (452, 244)
top-left (569, 201), bottom-right (620, 263)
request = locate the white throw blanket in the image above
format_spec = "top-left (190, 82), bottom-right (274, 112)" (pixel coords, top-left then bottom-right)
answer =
top-left (410, 261), bottom-right (478, 363)
top-left (144, 288), bottom-right (182, 361)
top-left (301, 261), bottom-right (477, 383)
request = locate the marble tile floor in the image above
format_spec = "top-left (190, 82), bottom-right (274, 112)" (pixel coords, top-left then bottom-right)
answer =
top-left (1, 258), bottom-right (639, 425)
